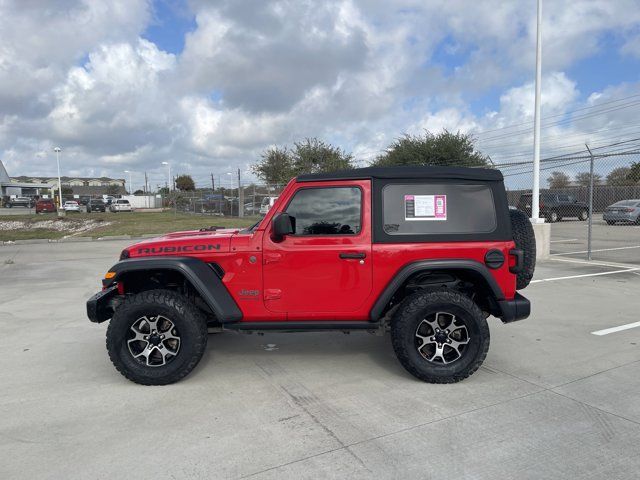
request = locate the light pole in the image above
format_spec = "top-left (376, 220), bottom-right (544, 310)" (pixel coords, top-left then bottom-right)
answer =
top-left (531, 0), bottom-right (544, 223)
top-left (162, 162), bottom-right (171, 191)
top-left (53, 147), bottom-right (62, 208)
top-left (124, 170), bottom-right (132, 194)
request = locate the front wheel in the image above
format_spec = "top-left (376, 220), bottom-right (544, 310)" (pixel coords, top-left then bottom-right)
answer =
top-left (547, 210), bottom-right (558, 223)
top-left (106, 290), bottom-right (208, 385)
top-left (391, 290), bottom-right (489, 383)
top-left (606, 220), bottom-right (615, 225)
top-left (579, 209), bottom-right (588, 221)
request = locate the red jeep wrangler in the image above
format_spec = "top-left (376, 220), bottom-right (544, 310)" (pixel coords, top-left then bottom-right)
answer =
top-left (87, 166), bottom-right (535, 385)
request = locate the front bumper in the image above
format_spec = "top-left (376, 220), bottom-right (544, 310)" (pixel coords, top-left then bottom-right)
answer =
top-left (86, 285), bottom-right (119, 323)
top-left (498, 292), bottom-right (530, 323)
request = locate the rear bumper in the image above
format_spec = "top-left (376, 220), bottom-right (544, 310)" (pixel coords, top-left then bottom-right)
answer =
top-left (603, 213), bottom-right (636, 221)
top-left (498, 292), bottom-right (530, 323)
top-left (86, 285), bottom-right (119, 323)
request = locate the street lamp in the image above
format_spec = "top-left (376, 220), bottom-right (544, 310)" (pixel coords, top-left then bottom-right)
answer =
top-left (124, 170), bottom-right (132, 194)
top-left (162, 162), bottom-right (171, 191)
top-left (53, 147), bottom-right (62, 208)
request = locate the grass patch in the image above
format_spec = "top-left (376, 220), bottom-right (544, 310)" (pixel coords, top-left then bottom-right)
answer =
top-left (0, 212), bottom-right (258, 242)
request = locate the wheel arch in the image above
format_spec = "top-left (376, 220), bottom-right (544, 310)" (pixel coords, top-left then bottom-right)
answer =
top-left (369, 260), bottom-right (506, 322)
top-left (103, 257), bottom-right (242, 323)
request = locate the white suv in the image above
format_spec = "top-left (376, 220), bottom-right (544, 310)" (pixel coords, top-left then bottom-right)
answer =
top-left (109, 199), bottom-right (132, 212)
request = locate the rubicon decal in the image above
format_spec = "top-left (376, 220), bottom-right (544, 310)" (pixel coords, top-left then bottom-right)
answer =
top-left (137, 244), bottom-right (221, 254)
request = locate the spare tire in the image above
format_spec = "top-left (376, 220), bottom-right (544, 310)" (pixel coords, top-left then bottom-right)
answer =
top-left (509, 208), bottom-right (536, 290)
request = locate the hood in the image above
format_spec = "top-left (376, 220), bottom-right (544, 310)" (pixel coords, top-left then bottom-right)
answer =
top-left (122, 228), bottom-right (239, 259)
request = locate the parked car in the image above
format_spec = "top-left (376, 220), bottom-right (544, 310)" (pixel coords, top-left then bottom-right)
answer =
top-left (7, 196), bottom-right (35, 208)
top-left (104, 196), bottom-right (116, 206)
top-left (517, 192), bottom-right (589, 223)
top-left (35, 199), bottom-right (57, 214)
top-left (603, 199), bottom-right (640, 225)
top-left (63, 201), bottom-right (80, 212)
top-left (259, 196), bottom-right (279, 215)
top-left (110, 199), bottom-right (132, 212)
top-left (78, 196), bottom-right (91, 206)
top-left (87, 198), bottom-right (106, 213)
top-left (87, 165), bottom-right (534, 385)
top-left (244, 202), bottom-right (261, 216)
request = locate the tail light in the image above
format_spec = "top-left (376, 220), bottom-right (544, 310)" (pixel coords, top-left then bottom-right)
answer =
top-left (623, 208), bottom-right (634, 213)
top-left (539, 201), bottom-right (545, 209)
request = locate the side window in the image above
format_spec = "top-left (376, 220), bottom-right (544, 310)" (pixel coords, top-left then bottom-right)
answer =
top-left (382, 183), bottom-right (496, 235)
top-left (285, 187), bottom-right (361, 235)
top-left (558, 195), bottom-right (569, 202)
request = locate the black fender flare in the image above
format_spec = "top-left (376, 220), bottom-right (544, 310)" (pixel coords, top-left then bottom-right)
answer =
top-left (102, 256), bottom-right (242, 323)
top-left (369, 259), bottom-right (506, 321)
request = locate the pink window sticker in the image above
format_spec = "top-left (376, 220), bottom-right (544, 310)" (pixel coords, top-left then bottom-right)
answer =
top-left (434, 195), bottom-right (446, 218)
top-left (404, 195), bottom-right (414, 200)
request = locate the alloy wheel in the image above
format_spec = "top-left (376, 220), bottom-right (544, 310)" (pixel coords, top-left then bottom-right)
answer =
top-left (415, 312), bottom-right (470, 364)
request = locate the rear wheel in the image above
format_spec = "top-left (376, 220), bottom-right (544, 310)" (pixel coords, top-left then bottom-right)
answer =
top-left (579, 209), bottom-right (588, 221)
top-left (606, 220), bottom-right (615, 225)
top-left (106, 290), bottom-right (208, 385)
top-left (547, 210), bottom-right (558, 223)
top-left (391, 290), bottom-right (489, 384)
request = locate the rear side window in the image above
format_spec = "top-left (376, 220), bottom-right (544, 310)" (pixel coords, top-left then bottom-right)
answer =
top-left (285, 187), bottom-right (361, 235)
top-left (382, 183), bottom-right (496, 235)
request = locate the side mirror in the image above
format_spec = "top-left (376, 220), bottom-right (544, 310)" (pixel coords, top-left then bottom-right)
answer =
top-left (271, 213), bottom-right (294, 242)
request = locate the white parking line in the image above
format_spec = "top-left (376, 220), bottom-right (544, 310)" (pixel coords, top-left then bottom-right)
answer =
top-left (591, 321), bottom-right (640, 336)
top-left (550, 238), bottom-right (578, 243)
top-left (550, 245), bottom-right (640, 255)
top-left (530, 268), bottom-right (640, 283)
top-left (548, 256), bottom-right (640, 269)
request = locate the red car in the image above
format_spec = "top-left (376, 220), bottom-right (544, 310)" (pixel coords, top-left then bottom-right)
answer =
top-left (35, 199), bottom-right (57, 214)
top-left (87, 166), bottom-right (535, 385)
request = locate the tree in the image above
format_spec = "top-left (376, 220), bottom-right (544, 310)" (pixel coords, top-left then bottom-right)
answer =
top-left (606, 167), bottom-right (634, 186)
top-left (252, 138), bottom-right (355, 184)
top-left (574, 172), bottom-right (602, 187)
top-left (133, 189), bottom-right (145, 195)
top-left (61, 186), bottom-right (73, 195)
top-left (547, 171), bottom-right (570, 189)
top-left (291, 138), bottom-right (355, 175)
top-left (627, 162), bottom-right (640, 184)
top-left (158, 186), bottom-right (169, 195)
top-left (105, 185), bottom-right (120, 196)
top-left (373, 130), bottom-right (490, 168)
top-left (175, 174), bottom-right (195, 191)
top-left (251, 146), bottom-right (295, 185)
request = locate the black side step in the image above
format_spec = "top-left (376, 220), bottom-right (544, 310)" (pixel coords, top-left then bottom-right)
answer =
top-left (224, 322), bottom-right (381, 332)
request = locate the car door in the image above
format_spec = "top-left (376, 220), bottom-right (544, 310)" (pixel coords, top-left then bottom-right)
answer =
top-left (262, 180), bottom-right (373, 320)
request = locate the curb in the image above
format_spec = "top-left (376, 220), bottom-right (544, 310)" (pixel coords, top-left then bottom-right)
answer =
top-left (2, 234), bottom-right (164, 246)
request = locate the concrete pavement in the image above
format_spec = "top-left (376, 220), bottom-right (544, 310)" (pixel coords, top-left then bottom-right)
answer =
top-left (0, 241), bottom-right (639, 479)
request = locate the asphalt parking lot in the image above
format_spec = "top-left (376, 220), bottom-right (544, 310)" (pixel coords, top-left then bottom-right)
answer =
top-left (1, 241), bottom-right (639, 479)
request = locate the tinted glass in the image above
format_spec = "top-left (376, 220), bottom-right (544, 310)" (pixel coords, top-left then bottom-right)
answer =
top-left (613, 200), bottom-right (637, 207)
top-left (558, 195), bottom-right (569, 202)
top-left (285, 187), bottom-right (361, 235)
top-left (382, 183), bottom-right (496, 235)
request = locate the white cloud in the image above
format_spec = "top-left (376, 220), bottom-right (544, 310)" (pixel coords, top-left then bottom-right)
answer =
top-left (1, 0), bottom-right (640, 185)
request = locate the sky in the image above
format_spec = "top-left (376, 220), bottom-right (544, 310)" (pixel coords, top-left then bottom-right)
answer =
top-left (1, 0), bottom-right (640, 191)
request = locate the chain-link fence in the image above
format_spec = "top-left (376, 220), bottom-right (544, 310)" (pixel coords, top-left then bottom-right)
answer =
top-left (162, 183), bottom-right (287, 219)
top-left (499, 142), bottom-right (640, 265)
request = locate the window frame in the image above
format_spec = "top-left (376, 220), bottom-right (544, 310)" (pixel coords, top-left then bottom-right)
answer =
top-left (372, 178), bottom-right (512, 243)
top-left (283, 185), bottom-right (364, 237)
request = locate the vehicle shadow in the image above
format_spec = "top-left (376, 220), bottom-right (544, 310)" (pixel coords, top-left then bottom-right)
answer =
top-left (196, 330), bottom-right (410, 379)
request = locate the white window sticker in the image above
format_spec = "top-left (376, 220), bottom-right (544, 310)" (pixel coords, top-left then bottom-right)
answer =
top-left (404, 194), bottom-right (447, 221)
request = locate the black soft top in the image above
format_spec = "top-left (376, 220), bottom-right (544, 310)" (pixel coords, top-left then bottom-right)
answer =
top-left (297, 165), bottom-right (503, 182)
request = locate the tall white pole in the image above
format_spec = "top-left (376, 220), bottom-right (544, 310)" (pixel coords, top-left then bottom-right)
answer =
top-left (54, 147), bottom-right (62, 208)
top-left (129, 172), bottom-right (132, 193)
top-left (531, 0), bottom-right (543, 223)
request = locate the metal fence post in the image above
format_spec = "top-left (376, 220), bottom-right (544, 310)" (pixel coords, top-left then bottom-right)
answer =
top-left (585, 143), bottom-right (594, 261)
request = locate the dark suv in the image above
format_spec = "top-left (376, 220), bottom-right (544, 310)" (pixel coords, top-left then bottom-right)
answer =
top-left (87, 198), bottom-right (106, 213)
top-left (87, 166), bottom-right (535, 385)
top-left (518, 192), bottom-right (588, 223)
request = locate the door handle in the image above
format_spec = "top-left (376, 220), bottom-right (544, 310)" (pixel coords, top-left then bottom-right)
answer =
top-left (339, 252), bottom-right (366, 259)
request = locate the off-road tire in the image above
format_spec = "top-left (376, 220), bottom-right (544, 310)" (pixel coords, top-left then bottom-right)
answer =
top-left (510, 208), bottom-right (536, 290)
top-left (106, 289), bottom-right (208, 385)
top-left (391, 290), bottom-right (489, 384)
